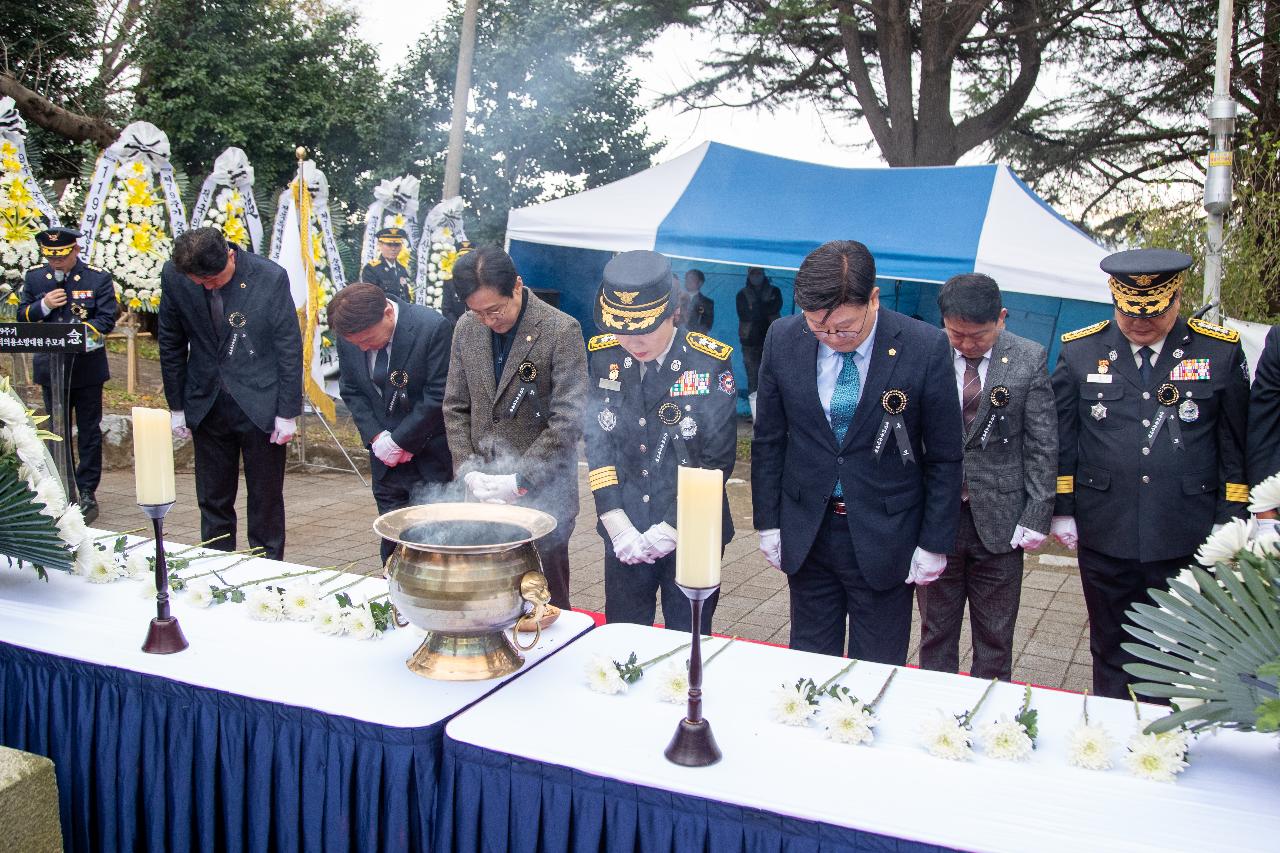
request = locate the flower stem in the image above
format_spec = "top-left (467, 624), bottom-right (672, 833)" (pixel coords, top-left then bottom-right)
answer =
top-left (703, 637), bottom-right (736, 667)
top-left (818, 658), bottom-right (858, 693)
top-left (1127, 684), bottom-right (1141, 721)
top-left (868, 668), bottom-right (897, 711)
top-left (169, 533), bottom-right (231, 557)
top-left (318, 562), bottom-right (361, 587)
top-left (1020, 684), bottom-right (1033, 716)
top-left (637, 636), bottom-right (709, 670)
top-left (93, 527), bottom-right (146, 541)
top-left (961, 678), bottom-right (999, 728)
top-left (1082, 690), bottom-right (1091, 726)
top-left (185, 546), bottom-right (264, 564)
top-left (320, 573), bottom-right (375, 599)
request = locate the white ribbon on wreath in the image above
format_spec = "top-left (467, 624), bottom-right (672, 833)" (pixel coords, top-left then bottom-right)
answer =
top-left (416, 196), bottom-right (468, 307)
top-left (190, 147), bottom-right (264, 252)
top-left (360, 175), bottom-right (420, 267)
top-left (79, 122), bottom-right (187, 255)
top-left (0, 97), bottom-right (61, 227)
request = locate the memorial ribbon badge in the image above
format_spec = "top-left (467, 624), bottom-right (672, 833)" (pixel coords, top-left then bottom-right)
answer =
top-left (978, 385), bottom-right (1012, 449)
top-left (225, 311), bottom-right (255, 359)
top-left (873, 389), bottom-right (915, 464)
top-left (1146, 383), bottom-right (1185, 451)
top-left (508, 361), bottom-right (543, 419)
top-left (386, 370), bottom-right (409, 416)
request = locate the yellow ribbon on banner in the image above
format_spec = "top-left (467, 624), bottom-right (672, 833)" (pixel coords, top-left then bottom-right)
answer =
top-left (293, 168), bottom-right (336, 423)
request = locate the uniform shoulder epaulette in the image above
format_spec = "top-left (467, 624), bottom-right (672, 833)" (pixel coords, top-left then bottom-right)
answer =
top-left (588, 333), bottom-right (619, 352)
top-left (367, 258), bottom-right (382, 267)
top-left (86, 264), bottom-right (106, 274)
top-left (1188, 317), bottom-right (1240, 344)
top-left (685, 330), bottom-right (732, 360)
top-left (1060, 320), bottom-right (1109, 343)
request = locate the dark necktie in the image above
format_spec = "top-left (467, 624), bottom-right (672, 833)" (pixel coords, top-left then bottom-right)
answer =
top-left (372, 345), bottom-right (389, 394)
top-left (208, 286), bottom-right (225, 341)
top-left (1138, 345), bottom-right (1154, 387)
top-left (642, 359), bottom-right (665, 403)
top-left (962, 356), bottom-right (983, 432)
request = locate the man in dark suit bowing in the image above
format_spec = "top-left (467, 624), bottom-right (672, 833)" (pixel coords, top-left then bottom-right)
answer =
top-left (159, 227), bottom-right (303, 560)
top-left (751, 239), bottom-right (963, 664)
top-left (328, 283), bottom-right (452, 561)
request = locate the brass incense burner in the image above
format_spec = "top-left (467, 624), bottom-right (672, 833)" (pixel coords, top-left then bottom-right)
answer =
top-left (374, 503), bottom-right (556, 681)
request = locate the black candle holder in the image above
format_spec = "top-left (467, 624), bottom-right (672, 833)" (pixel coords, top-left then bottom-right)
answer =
top-left (664, 583), bottom-right (721, 767)
top-left (139, 502), bottom-right (189, 654)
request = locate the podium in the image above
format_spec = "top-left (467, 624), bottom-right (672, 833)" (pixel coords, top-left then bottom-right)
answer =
top-left (0, 322), bottom-right (96, 503)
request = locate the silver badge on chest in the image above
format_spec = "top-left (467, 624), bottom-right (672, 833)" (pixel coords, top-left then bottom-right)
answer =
top-left (1178, 399), bottom-right (1199, 422)
top-left (1091, 402), bottom-right (1107, 421)
top-left (597, 407), bottom-right (617, 432)
top-left (679, 415), bottom-right (697, 438)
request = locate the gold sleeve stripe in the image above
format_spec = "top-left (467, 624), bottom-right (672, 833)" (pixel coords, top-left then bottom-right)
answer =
top-left (588, 467), bottom-right (619, 490)
top-left (1056, 475), bottom-right (1074, 495)
top-left (1225, 483), bottom-right (1250, 502)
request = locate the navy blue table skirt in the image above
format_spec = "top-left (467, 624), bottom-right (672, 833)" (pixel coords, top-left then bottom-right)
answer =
top-left (435, 738), bottom-right (952, 853)
top-left (0, 642), bottom-right (441, 853)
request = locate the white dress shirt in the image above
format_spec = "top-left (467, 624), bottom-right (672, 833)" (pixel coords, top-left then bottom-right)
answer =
top-left (1130, 335), bottom-right (1166, 370)
top-left (368, 300), bottom-right (400, 381)
top-left (817, 317), bottom-right (878, 427)
top-left (952, 347), bottom-right (993, 403)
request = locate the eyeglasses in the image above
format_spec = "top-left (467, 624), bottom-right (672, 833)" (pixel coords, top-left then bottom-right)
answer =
top-left (805, 304), bottom-right (872, 340)
top-left (474, 299), bottom-right (512, 321)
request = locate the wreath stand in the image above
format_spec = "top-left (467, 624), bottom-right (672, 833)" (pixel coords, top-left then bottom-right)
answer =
top-left (292, 402), bottom-right (368, 486)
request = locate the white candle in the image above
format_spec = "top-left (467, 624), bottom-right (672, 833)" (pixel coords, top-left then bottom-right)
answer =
top-left (675, 466), bottom-right (723, 588)
top-left (132, 407), bottom-right (176, 505)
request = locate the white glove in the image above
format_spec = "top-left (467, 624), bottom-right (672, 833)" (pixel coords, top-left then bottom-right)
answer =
top-left (906, 548), bottom-right (948, 585)
top-left (758, 528), bottom-right (781, 569)
top-left (641, 522), bottom-right (678, 560)
top-left (371, 431), bottom-right (410, 466)
top-left (468, 472), bottom-right (521, 504)
top-left (1256, 518), bottom-right (1280, 536)
top-left (268, 417), bottom-right (297, 445)
top-left (170, 410), bottom-right (191, 440)
top-left (1050, 515), bottom-right (1078, 550)
top-left (1009, 524), bottom-right (1048, 552)
top-left (601, 509), bottom-right (654, 565)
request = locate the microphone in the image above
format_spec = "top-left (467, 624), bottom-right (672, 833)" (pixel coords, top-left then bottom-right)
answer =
top-left (53, 270), bottom-right (66, 283)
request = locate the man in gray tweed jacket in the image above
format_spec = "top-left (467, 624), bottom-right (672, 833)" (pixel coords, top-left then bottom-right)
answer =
top-left (443, 246), bottom-right (589, 609)
top-left (917, 273), bottom-right (1057, 681)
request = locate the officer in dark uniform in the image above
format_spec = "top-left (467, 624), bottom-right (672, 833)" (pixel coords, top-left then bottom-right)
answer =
top-left (584, 250), bottom-right (737, 632)
top-left (1051, 248), bottom-right (1249, 699)
top-left (683, 268), bottom-right (715, 334)
top-left (17, 227), bottom-right (119, 523)
top-left (361, 227), bottom-right (412, 302)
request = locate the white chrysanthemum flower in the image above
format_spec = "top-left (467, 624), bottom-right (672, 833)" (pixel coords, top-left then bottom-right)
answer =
top-left (1125, 732), bottom-right (1189, 782)
top-left (919, 711), bottom-right (973, 760)
top-left (654, 660), bottom-right (689, 704)
top-left (1066, 722), bottom-right (1116, 770)
top-left (978, 716), bottom-right (1034, 761)
top-left (343, 605), bottom-right (379, 640)
top-left (125, 552), bottom-right (151, 578)
top-left (770, 684), bottom-right (815, 726)
top-left (185, 582), bottom-right (214, 608)
top-left (282, 582), bottom-right (321, 621)
top-left (313, 601), bottom-right (346, 635)
top-left (245, 587), bottom-right (285, 621)
top-left (79, 544), bottom-right (119, 583)
top-left (1250, 531), bottom-right (1280, 558)
top-left (0, 391), bottom-right (25, 424)
top-left (10, 424), bottom-right (46, 468)
top-left (33, 476), bottom-right (67, 517)
top-left (56, 505), bottom-right (90, 547)
top-left (584, 655), bottom-right (627, 695)
top-left (818, 694), bottom-right (877, 745)
top-left (1248, 472), bottom-right (1280, 514)
top-left (1196, 518), bottom-right (1253, 566)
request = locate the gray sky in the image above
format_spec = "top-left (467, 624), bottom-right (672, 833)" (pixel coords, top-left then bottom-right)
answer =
top-left (355, 0), bottom-right (884, 168)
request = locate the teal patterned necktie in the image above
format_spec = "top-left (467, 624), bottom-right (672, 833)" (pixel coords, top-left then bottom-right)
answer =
top-left (829, 351), bottom-right (861, 497)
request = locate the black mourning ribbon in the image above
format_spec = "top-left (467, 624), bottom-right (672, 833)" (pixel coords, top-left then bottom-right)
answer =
top-left (1147, 403), bottom-right (1185, 451)
top-left (872, 392), bottom-right (916, 465)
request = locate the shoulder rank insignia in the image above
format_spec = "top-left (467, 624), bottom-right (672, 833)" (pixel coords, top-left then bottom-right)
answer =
top-left (1188, 317), bottom-right (1240, 344)
top-left (368, 258), bottom-right (382, 267)
top-left (685, 331), bottom-right (733, 360)
top-left (588, 333), bottom-right (619, 352)
top-left (1060, 320), bottom-right (1109, 343)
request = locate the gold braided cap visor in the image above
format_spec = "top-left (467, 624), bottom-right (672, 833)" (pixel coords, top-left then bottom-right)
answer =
top-left (1108, 272), bottom-right (1184, 318)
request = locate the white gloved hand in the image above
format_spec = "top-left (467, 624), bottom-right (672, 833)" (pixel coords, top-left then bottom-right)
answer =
top-left (468, 472), bottom-right (521, 504)
top-left (601, 509), bottom-right (654, 565)
top-left (905, 548), bottom-right (948, 585)
top-left (268, 417), bottom-right (297, 445)
top-left (1009, 524), bottom-right (1048, 552)
top-left (758, 528), bottom-right (781, 569)
top-left (371, 431), bottom-right (409, 466)
top-left (641, 522), bottom-right (678, 560)
top-left (170, 410), bottom-right (191, 440)
top-left (1255, 517), bottom-right (1280, 536)
top-left (1050, 515), bottom-right (1079, 551)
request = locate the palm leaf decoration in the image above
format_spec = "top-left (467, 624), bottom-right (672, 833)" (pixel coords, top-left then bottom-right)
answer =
top-left (0, 457), bottom-right (75, 577)
top-left (1122, 554), bottom-right (1280, 734)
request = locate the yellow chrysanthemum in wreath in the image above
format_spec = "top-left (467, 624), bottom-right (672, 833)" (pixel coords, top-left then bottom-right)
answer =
top-left (437, 248), bottom-right (460, 278)
top-left (129, 221), bottom-right (161, 254)
top-left (223, 212), bottom-right (249, 247)
top-left (6, 179), bottom-right (31, 206)
top-left (0, 141), bottom-right (16, 158)
top-left (0, 209), bottom-right (37, 244)
top-left (124, 177), bottom-right (159, 209)
top-left (310, 231), bottom-right (326, 266)
top-left (1, 156), bottom-right (21, 175)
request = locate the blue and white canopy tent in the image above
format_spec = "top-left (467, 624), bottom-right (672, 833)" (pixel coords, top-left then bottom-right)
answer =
top-left (506, 141), bottom-right (1114, 395)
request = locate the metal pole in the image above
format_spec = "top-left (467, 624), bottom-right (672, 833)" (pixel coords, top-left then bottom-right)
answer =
top-left (1202, 0), bottom-right (1237, 322)
top-left (443, 0), bottom-right (480, 199)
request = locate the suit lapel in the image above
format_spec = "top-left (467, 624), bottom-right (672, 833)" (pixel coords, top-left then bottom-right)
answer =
top-left (494, 294), bottom-right (544, 400)
top-left (964, 336), bottom-right (1009, 445)
top-left (843, 312), bottom-right (901, 448)
top-left (388, 304), bottom-right (421, 378)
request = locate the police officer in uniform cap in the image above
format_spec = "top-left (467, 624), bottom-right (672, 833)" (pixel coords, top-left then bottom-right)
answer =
top-left (17, 226), bottom-right (119, 523)
top-left (361, 227), bottom-right (413, 303)
top-left (1051, 248), bottom-right (1249, 699)
top-left (584, 250), bottom-right (737, 632)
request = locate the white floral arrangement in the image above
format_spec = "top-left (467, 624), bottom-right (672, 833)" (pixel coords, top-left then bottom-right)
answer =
top-left (88, 160), bottom-right (172, 313)
top-left (199, 186), bottom-right (253, 249)
top-left (421, 230), bottom-right (462, 311)
top-left (0, 378), bottom-right (94, 576)
top-left (584, 639), bottom-right (696, 695)
top-left (0, 139), bottom-right (43, 317)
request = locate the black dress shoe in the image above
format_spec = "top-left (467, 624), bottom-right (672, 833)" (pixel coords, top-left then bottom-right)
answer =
top-left (79, 492), bottom-right (99, 525)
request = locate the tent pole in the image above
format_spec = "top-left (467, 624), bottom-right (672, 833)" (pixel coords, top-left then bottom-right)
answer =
top-left (1201, 0), bottom-right (1236, 323)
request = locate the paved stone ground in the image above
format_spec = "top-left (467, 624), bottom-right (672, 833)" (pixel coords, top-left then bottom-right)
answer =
top-left (91, 443), bottom-right (1092, 692)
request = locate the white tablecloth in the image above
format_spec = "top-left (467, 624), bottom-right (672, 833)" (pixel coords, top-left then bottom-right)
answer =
top-left (0, 534), bottom-right (592, 728)
top-left (446, 623), bottom-right (1280, 853)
